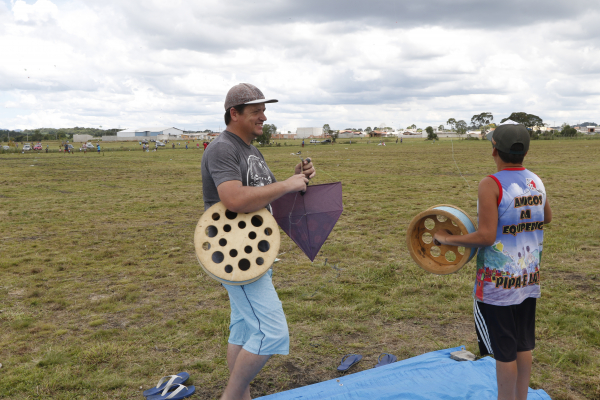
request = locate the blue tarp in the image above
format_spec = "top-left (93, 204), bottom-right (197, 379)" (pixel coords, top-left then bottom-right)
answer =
top-left (257, 346), bottom-right (551, 400)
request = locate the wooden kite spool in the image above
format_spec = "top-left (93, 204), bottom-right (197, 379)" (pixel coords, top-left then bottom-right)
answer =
top-left (194, 202), bottom-right (281, 285)
top-left (406, 204), bottom-right (478, 275)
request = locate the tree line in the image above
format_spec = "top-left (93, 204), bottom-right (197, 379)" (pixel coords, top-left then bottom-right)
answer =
top-left (0, 127), bottom-right (121, 143)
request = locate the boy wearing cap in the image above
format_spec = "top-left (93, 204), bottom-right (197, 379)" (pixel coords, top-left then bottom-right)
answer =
top-left (434, 122), bottom-right (552, 400)
top-left (202, 83), bottom-right (315, 400)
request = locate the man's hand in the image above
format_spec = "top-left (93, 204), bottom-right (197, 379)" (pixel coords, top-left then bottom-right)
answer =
top-left (284, 174), bottom-right (309, 192)
top-left (295, 158), bottom-right (316, 179)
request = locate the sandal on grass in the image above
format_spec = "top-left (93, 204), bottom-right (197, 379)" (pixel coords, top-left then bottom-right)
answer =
top-left (143, 372), bottom-right (190, 397)
top-left (374, 353), bottom-right (397, 368)
top-left (147, 384), bottom-right (196, 400)
top-left (337, 354), bottom-right (362, 372)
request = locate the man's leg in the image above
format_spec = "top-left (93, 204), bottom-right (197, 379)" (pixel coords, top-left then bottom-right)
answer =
top-left (225, 344), bottom-right (251, 400)
top-left (221, 345), bottom-right (270, 400)
top-left (496, 359), bottom-right (517, 400)
top-left (515, 350), bottom-right (532, 400)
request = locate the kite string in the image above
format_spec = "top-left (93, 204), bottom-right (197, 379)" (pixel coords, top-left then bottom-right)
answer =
top-left (451, 138), bottom-right (475, 200)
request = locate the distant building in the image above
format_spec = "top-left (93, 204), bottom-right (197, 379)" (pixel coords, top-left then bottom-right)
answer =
top-left (73, 134), bottom-right (94, 142)
top-left (117, 127), bottom-right (184, 138)
top-left (296, 127), bottom-right (323, 138)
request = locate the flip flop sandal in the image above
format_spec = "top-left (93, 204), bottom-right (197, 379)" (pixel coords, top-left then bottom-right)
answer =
top-left (374, 353), bottom-right (397, 368)
top-left (337, 354), bottom-right (362, 372)
top-left (143, 372), bottom-right (190, 397)
top-left (147, 384), bottom-right (196, 400)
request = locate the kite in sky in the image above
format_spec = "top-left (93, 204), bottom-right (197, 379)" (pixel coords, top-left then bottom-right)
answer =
top-left (271, 182), bottom-right (343, 261)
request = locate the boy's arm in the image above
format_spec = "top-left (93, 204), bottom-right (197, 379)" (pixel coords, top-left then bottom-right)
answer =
top-left (433, 177), bottom-right (499, 248)
top-left (544, 198), bottom-right (552, 224)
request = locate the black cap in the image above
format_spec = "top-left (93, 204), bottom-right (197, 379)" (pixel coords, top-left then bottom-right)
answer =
top-left (488, 123), bottom-right (530, 154)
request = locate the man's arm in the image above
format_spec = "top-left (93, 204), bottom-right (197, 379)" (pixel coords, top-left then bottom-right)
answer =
top-left (217, 159), bottom-right (316, 214)
top-left (433, 177), bottom-right (499, 248)
top-left (218, 174), bottom-right (308, 213)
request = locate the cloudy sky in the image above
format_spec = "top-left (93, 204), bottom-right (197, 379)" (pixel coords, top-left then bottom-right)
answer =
top-left (1, 0), bottom-right (599, 132)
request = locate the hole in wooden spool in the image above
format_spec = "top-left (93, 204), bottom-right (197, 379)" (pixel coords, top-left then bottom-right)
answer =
top-left (249, 231), bottom-right (257, 239)
top-left (445, 251), bottom-right (456, 262)
top-left (219, 238), bottom-right (227, 246)
top-left (258, 240), bottom-right (270, 252)
top-left (238, 221), bottom-right (246, 229)
top-left (256, 257), bottom-right (264, 266)
top-left (212, 213), bottom-right (220, 221)
top-left (244, 246), bottom-right (253, 254)
top-left (458, 246), bottom-right (465, 255)
top-left (223, 224), bottom-right (231, 232)
top-left (238, 259), bottom-right (250, 271)
top-left (422, 232), bottom-right (433, 244)
top-left (430, 246), bottom-right (441, 257)
top-left (224, 265), bottom-right (233, 273)
top-left (424, 218), bottom-right (435, 230)
top-left (437, 215), bottom-right (447, 223)
top-left (206, 226), bottom-right (218, 237)
top-left (229, 249), bottom-right (238, 257)
top-left (452, 220), bottom-right (458, 227)
top-left (251, 215), bottom-right (263, 227)
top-left (202, 242), bottom-right (211, 251)
top-left (225, 210), bottom-right (238, 220)
top-left (264, 227), bottom-right (272, 236)
top-left (212, 251), bottom-right (224, 263)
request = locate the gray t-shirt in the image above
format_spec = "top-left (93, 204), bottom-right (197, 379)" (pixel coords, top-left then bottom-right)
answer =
top-left (201, 130), bottom-right (276, 210)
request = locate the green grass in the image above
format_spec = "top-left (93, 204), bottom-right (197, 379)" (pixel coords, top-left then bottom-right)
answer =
top-left (1, 138), bottom-right (599, 399)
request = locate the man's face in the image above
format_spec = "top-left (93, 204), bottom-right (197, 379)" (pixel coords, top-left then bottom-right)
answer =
top-left (236, 104), bottom-right (267, 137)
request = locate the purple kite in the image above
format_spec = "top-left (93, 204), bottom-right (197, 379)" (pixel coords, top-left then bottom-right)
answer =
top-left (271, 182), bottom-right (343, 261)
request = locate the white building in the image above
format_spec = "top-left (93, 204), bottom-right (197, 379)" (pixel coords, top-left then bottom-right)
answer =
top-left (117, 127), bottom-right (184, 139)
top-left (73, 134), bottom-right (94, 142)
top-left (296, 127), bottom-right (323, 138)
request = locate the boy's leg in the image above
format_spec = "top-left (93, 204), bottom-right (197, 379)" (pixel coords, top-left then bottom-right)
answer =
top-left (495, 359), bottom-right (517, 400)
top-left (222, 345), bottom-right (270, 400)
top-left (515, 350), bottom-right (532, 400)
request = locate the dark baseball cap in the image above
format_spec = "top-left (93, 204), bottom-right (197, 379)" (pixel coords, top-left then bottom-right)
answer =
top-left (487, 122), bottom-right (530, 154)
top-left (224, 83), bottom-right (278, 110)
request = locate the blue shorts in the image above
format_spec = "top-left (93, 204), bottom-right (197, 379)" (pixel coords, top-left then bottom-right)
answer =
top-left (223, 269), bottom-right (289, 356)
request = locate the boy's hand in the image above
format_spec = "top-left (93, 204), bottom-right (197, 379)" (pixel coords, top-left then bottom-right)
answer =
top-left (433, 229), bottom-right (453, 246)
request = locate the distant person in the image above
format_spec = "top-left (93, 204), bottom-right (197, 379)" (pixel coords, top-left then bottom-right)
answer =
top-left (396, 138), bottom-right (398, 144)
top-left (197, 143), bottom-right (200, 149)
top-left (203, 141), bottom-right (208, 150)
top-left (64, 143), bottom-right (69, 154)
top-left (434, 123), bottom-right (552, 400)
top-left (46, 145), bottom-right (48, 153)
top-left (172, 143), bottom-right (175, 149)
top-left (186, 143), bottom-right (188, 149)
top-left (302, 139), bottom-right (304, 148)
top-left (401, 137), bottom-right (403, 144)
top-left (97, 144), bottom-right (101, 153)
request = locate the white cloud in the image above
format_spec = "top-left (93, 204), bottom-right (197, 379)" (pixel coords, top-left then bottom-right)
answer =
top-left (12, 0), bottom-right (58, 23)
top-left (0, 0), bottom-right (599, 130)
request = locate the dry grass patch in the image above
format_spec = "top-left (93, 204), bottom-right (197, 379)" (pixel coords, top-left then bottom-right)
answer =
top-left (0, 138), bottom-right (599, 399)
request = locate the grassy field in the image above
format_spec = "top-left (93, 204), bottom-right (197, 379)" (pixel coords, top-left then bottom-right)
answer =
top-left (1, 137), bottom-right (599, 400)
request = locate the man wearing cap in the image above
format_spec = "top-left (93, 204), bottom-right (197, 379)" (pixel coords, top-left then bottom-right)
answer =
top-left (202, 83), bottom-right (315, 400)
top-left (434, 121), bottom-right (552, 400)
